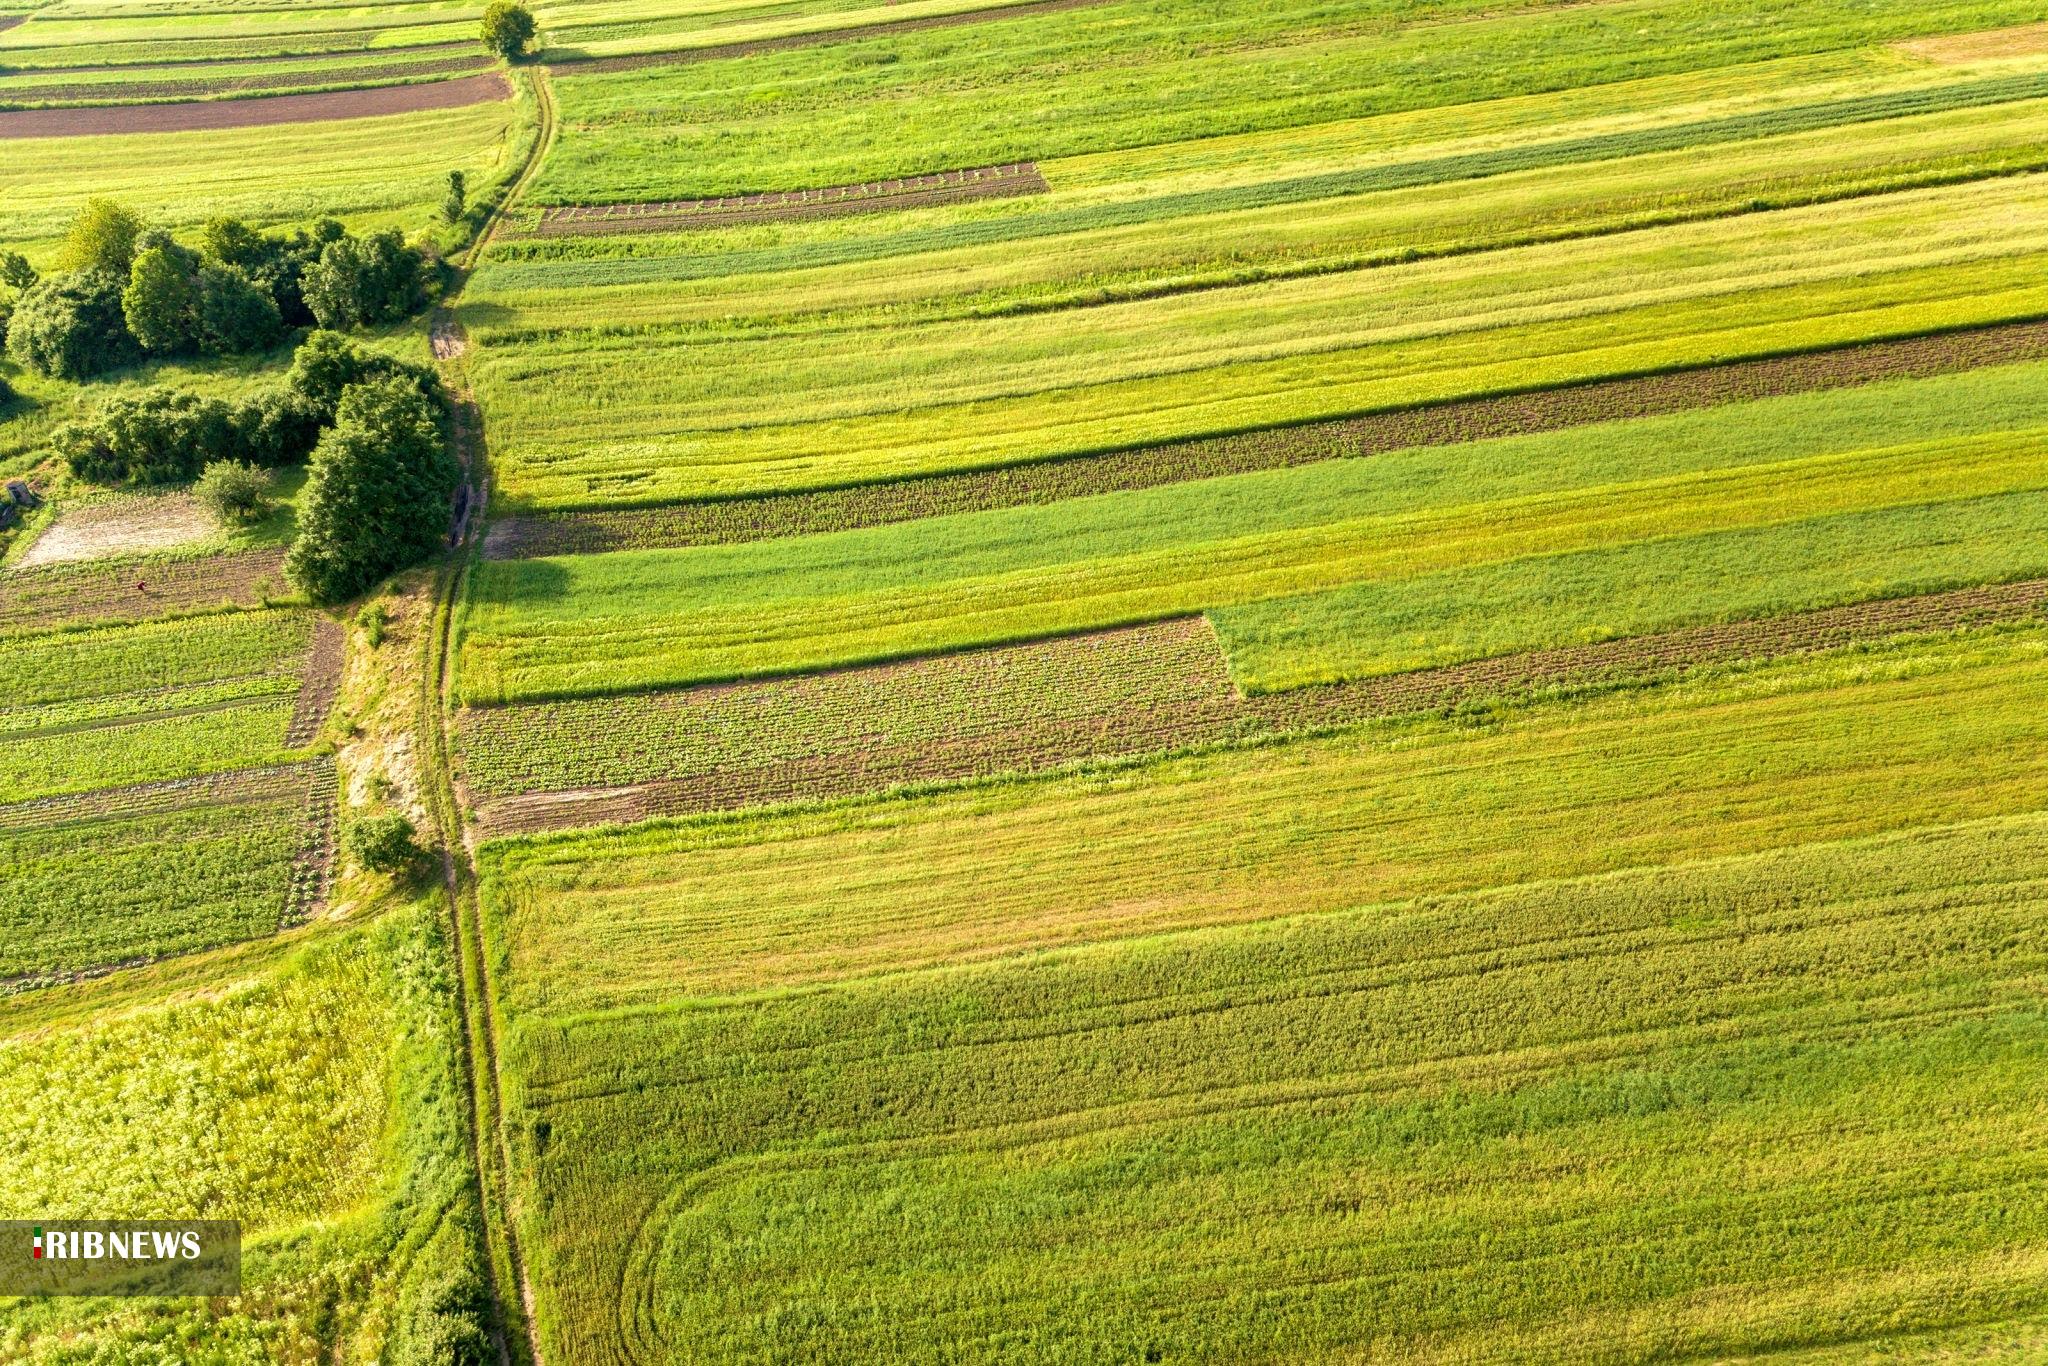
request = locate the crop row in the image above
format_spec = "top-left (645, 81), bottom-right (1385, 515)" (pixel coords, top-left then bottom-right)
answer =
top-left (532, 164), bottom-right (1047, 235)
top-left (283, 617), bottom-right (346, 748)
top-left (484, 317), bottom-right (2048, 556)
top-left (0, 53), bottom-right (494, 110)
top-left (462, 578), bottom-right (2048, 834)
top-left (0, 547), bottom-right (289, 634)
top-left (0, 757), bottom-right (335, 982)
top-left (0, 606), bottom-right (312, 706)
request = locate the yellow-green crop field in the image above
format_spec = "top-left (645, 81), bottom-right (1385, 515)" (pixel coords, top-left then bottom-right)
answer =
top-left (11, 0), bottom-right (2048, 1358)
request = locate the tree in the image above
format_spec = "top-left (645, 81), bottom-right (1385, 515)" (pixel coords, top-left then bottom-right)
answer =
top-left (285, 330), bottom-right (440, 421)
top-left (0, 252), bottom-right (34, 292)
top-left (203, 215), bottom-right (344, 329)
top-left (193, 459), bottom-right (274, 527)
top-left (5, 270), bottom-right (136, 380)
top-left (58, 199), bottom-right (145, 277)
top-left (442, 170), bottom-right (467, 225)
top-left (195, 261), bottom-right (283, 355)
top-left (54, 386), bottom-right (236, 484)
top-left (122, 243), bottom-right (203, 355)
top-left (285, 377), bottom-right (458, 603)
top-left (345, 811), bottom-right (428, 876)
top-left (480, 0), bottom-right (536, 60)
top-left (301, 230), bottom-right (425, 331)
top-left (230, 384), bottom-right (326, 467)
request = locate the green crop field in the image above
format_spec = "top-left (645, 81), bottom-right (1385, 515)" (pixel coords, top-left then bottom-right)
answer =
top-left (11, 0), bottom-right (2048, 1358)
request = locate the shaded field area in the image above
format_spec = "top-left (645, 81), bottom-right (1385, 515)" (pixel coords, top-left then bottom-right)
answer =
top-left (0, 70), bottom-right (508, 137)
top-left (531, 163), bottom-right (1048, 235)
top-left (461, 579), bottom-right (2048, 833)
top-left (484, 317), bottom-right (2048, 556)
top-left (481, 628), bottom-right (2048, 1359)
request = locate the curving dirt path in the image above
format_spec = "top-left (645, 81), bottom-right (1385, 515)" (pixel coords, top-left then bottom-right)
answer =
top-left (0, 70), bottom-right (508, 137)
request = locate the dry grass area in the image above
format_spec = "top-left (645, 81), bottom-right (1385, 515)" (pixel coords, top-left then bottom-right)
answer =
top-left (1896, 21), bottom-right (2048, 65)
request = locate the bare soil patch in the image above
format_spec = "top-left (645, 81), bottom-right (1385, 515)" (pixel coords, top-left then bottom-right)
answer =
top-left (547, 0), bottom-right (1108, 74)
top-left (0, 546), bottom-right (289, 634)
top-left (285, 617), bottom-right (346, 748)
top-left (534, 163), bottom-right (1048, 235)
top-left (467, 579), bottom-right (2048, 835)
top-left (0, 70), bottom-right (508, 137)
top-left (489, 318), bottom-right (2048, 558)
top-left (16, 492), bottom-right (213, 568)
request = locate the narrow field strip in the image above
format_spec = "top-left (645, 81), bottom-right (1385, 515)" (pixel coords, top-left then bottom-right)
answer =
top-left (0, 756), bottom-right (337, 985)
top-left (545, 0), bottom-right (1110, 74)
top-left (484, 317), bottom-right (2048, 556)
top-left (534, 163), bottom-right (1049, 235)
top-left (0, 52), bottom-right (494, 108)
top-left (284, 617), bottom-right (347, 748)
top-left (461, 579), bottom-right (2048, 834)
top-left (0, 547), bottom-right (290, 634)
top-left (0, 69), bottom-right (507, 137)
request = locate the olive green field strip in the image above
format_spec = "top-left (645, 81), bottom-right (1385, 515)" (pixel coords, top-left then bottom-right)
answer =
top-left (0, 546), bottom-right (289, 634)
top-left (459, 580), bottom-right (2048, 836)
top-left (484, 317), bottom-right (2048, 557)
top-left (481, 636), bottom-right (2048, 1357)
top-left (470, 175), bottom-right (2048, 507)
top-left (0, 2), bottom-right (484, 70)
top-left (0, 70), bottom-right (510, 137)
top-left (532, 163), bottom-right (1050, 236)
top-left (0, 756), bottom-right (337, 987)
top-left (541, 0), bottom-right (1111, 73)
top-left (455, 359), bottom-right (2048, 702)
top-left (0, 51), bottom-right (495, 109)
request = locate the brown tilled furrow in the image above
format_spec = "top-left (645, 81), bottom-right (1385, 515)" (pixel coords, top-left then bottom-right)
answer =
top-left (0, 71), bottom-right (509, 137)
top-left (546, 0), bottom-right (1110, 75)
top-left (532, 163), bottom-right (1047, 235)
top-left (486, 317), bottom-right (2048, 558)
top-left (285, 617), bottom-right (347, 748)
top-left (465, 579), bottom-right (2048, 837)
top-left (0, 758), bottom-right (324, 833)
top-left (0, 547), bottom-right (289, 634)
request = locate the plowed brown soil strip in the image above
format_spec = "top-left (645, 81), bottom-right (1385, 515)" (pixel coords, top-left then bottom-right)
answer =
top-left (547, 0), bottom-right (1108, 74)
top-left (487, 317), bottom-right (2048, 558)
top-left (0, 70), bottom-right (507, 137)
top-left (533, 163), bottom-right (1048, 235)
top-left (0, 53), bottom-right (492, 107)
top-left (0, 547), bottom-right (289, 634)
top-left (285, 617), bottom-right (346, 747)
top-left (466, 579), bottom-right (2048, 835)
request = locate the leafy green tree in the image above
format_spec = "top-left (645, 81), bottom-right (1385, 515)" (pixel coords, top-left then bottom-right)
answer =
top-left (481, 0), bottom-right (536, 60)
top-left (230, 384), bottom-right (326, 466)
top-left (122, 243), bottom-right (203, 355)
top-left (5, 270), bottom-right (136, 380)
top-left (58, 199), bottom-right (145, 276)
top-left (54, 386), bottom-right (236, 484)
top-left (301, 230), bottom-right (426, 331)
top-left (285, 330), bottom-right (441, 420)
top-left (196, 261), bottom-right (283, 355)
top-left (0, 252), bottom-right (35, 292)
top-left (193, 459), bottom-right (274, 527)
top-left (285, 377), bottom-right (458, 603)
top-left (442, 170), bottom-right (467, 225)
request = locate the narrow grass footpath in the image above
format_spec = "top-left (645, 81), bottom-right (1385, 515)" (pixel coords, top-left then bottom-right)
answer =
top-left (420, 62), bottom-right (556, 1366)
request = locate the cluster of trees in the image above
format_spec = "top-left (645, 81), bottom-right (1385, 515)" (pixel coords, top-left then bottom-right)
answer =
top-left (54, 331), bottom-right (459, 603)
top-left (1, 201), bottom-right (435, 381)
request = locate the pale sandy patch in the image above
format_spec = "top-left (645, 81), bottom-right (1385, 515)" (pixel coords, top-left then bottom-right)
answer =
top-left (15, 493), bottom-right (214, 568)
top-left (1896, 21), bottom-right (2048, 65)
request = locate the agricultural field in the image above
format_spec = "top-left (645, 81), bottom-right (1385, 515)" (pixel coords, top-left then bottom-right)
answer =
top-left (13, 0), bottom-right (2048, 1359)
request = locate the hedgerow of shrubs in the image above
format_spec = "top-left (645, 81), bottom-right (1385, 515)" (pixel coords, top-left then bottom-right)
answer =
top-left (2, 200), bottom-right (436, 382)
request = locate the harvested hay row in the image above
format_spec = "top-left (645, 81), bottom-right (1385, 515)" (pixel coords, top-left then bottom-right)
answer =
top-left (0, 70), bottom-right (508, 137)
top-left (0, 547), bottom-right (290, 634)
top-left (532, 163), bottom-right (1048, 235)
top-left (284, 617), bottom-right (346, 748)
top-left (485, 318), bottom-right (2048, 558)
top-left (465, 578), bottom-right (2048, 834)
top-left (0, 53), bottom-right (493, 108)
top-left (545, 0), bottom-right (1108, 75)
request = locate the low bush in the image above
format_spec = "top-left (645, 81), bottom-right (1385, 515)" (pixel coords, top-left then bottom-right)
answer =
top-left (346, 811), bottom-right (428, 877)
top-left (194, 460), bottom-right (274, 527)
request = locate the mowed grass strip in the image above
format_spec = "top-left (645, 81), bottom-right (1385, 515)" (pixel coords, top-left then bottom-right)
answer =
top-left (494, 811), bottom-right (2048, 1360)
top-left (456, 360), bottom-right (2048, 700)
top-left (476, 178), bottom-right (2048, 505)
top-left (477, 625), bottom-right (2048, 999)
